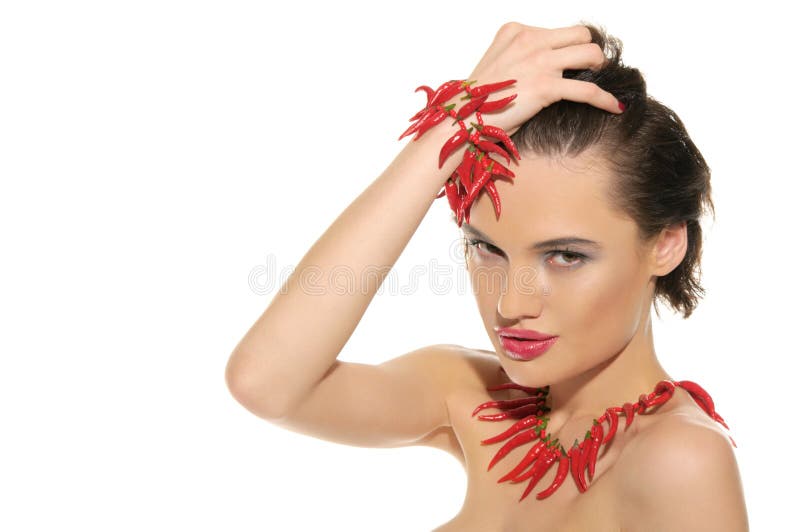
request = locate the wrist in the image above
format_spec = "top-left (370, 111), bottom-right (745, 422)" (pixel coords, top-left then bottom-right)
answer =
top-left (397, 78), bottom-right (520, 226)
top-left (394, 119), bottom-right (466, 182)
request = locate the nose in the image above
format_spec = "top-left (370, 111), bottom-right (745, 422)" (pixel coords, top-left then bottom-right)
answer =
top-left (496, 263), bottom-right (546, 319)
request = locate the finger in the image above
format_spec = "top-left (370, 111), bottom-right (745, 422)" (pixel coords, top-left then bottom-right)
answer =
top-left (542, 24), bottom-right (592, 50)
top-left (469, 22), bottom-right (523, 79)
top-left (554, 78), bottom-right (623, 115)
top-left (478, 21), bottom-right (535, 71)
top-left (473, 23), bottom-right (588, 78)
top-left (547, 42), bottom-right (606, 72)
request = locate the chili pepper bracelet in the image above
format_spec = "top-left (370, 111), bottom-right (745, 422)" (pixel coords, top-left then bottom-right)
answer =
top-left (398, 78), bottom-right (520, 226)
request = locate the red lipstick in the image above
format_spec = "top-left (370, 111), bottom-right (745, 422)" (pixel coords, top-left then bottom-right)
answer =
top-left (494, 327), bottom-right (558, 361)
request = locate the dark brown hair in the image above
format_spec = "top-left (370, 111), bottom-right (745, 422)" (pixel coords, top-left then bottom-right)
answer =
top-left (505, 22), bottom-right (715, 319)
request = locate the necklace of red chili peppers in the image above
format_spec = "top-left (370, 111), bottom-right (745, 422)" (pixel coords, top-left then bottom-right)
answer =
top-left (398, 78), bottom-right (521, 227)
top-left (472, 379), bottom-right (735, 501)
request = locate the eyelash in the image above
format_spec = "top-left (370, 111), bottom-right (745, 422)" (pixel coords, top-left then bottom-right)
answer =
top-left (465, 238), bottom-right (588, 268)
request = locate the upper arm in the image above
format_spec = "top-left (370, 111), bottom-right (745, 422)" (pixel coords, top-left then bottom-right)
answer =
top-left (620, 419), bottom-right (749, 531)
top-left (260, 344), bottom-right (466, 451)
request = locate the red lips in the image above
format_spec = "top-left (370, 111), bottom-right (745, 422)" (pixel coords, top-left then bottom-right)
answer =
top-left (494, 327), bottom-right (556, 341)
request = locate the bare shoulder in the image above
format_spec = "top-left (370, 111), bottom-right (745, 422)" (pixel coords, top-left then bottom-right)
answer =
top-left (618, 411), bottom-right (749, 531)
top-left (404, 343), bottom-right (502, 385)
top-left (404, 344), bottom-right (503, 460)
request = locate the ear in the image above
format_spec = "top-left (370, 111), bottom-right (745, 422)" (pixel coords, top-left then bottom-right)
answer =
top-left (650, 221), bottom-right (688, 276)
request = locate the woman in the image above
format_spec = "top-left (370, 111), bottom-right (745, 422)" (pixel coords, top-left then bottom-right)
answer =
top-left (225, 22), bottom-right (749, 531)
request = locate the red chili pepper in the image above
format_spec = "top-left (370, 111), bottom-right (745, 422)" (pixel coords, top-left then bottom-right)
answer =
top-left (586, 420), bottom-right (604, 482)
top-left (502, 402), bottom-right (547, 419)
top-left (464, 158), bottom-right (494, 206)
top-left (398, 107), bottom-right (441, 141)
top-left (430, 79), bottom-right (470, 107)
top-left (499, 439), bottom-right (547, 483)
top-left (519, 442), bottom-right (560, 501)
top-left (443, 177), bottom-right (460, 213)
top-left (456, 147), bottom-right (477, 190)
top-left (476, 400), bottom-right (547, 420)
top-left (654, 380), bottom-right (676, 397)
top-left (645, 395), bottom-right (669, 409)
top-left (455, 176), bottom-right (467, 202)
top-left (472, 395), bottom-right (544, 416)
top-left (439, 128), bottom-right (470, 168)
top-left (676, 380), bottom-right (717, 408)
top-left (473, 123), bottom-right (521, 160)
top-left (414, 84), bottom-right (435, 107)
top-left (413, 106), bottom-right (450, 140)
top-left (397, 116), bottom-right (426, 141)
top-left (683, 390), bottom-right (715, 419)
top-left (488, 159), bottom-right (516, 180)
top-left (408, 107), bottom-right (429, 123)
top-left (478, 93), bottom-right (518, 113)
top-left (713, 413), bottom-right (731, 430)
top-left (646, 386), bottom-right (674, 408)
top-left (477, 411), bottom-right (514, 421)
top-left (579, 431), bottom-right (592, 485)
top-left (536, 448), bottom-right (570, 499)
top-left (465, 78), bottom-right (516, 99)
top-left (602, 407), bottom-right (619, 445)
top-left (455, 94), bottom-right (489, 120)
top-left (480, 416), bottom-right (546, 445)
top-left (569, 441), bottom-right (587, 493)
top-left (475, 140), bottom-right (511, 164)
top-left (459, 157), bottom-right (482, 221)
top-left (622, 402), bottom-right (635, 429)
top-left (676, 381), bottom-right (731, 430)
top-left (462, 198), bottom-right (471, 226)
top-left (484, 178), bottom-right (502, 219)
top-left (460, 158), bottom-right (495, 227)
top-left (675, 380), bottom-right (716, 414)
top-left (487, 427), bottom-right (542, 471)
top-left (510, 434), bottom-right (553, 482)
top-left (689, 392), bottom-right (730, 430)
top-left (638, 393), bottom-right (650, 414)
top-left (456, 197), bottom-right (466, 227)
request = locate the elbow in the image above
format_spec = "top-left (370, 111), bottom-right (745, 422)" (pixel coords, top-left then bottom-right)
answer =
top-left (224, 350), bottom-right (290, 420)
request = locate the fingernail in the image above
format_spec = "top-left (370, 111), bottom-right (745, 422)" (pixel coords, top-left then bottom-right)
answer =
top-left (618, 101), bottom-right (626, 112)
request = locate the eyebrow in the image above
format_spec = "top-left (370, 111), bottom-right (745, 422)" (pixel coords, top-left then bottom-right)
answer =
top-left (461, 223), bottom-right (603, 250)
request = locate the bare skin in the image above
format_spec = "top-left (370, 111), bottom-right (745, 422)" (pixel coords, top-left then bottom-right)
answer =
top-left (419, 346), bottom-right (745, 532)
top-left (225, 22), bottom-right (748, 531)
top-left (428, 150), bottom-right (747, 531)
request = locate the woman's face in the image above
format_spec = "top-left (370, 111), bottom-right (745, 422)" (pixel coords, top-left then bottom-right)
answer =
top-left (463, 149), bottom-right (657, 387)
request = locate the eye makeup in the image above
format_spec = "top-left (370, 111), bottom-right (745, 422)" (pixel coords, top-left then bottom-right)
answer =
top-left (465, 237), bottom-right (590, 269)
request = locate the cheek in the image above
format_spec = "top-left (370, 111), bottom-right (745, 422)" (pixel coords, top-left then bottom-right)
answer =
top-left (468, 262), bottom-right (505, 311)
top-left (565, 257), bottom-right (647, 351)
top-left (467, 248), bottom-right (501, 285)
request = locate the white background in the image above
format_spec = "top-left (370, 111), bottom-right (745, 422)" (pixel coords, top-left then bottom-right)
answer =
top-left (1, 1), bottom-right (795, 530)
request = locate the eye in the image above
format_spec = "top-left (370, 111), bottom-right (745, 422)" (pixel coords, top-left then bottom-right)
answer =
top-left (547, 249), bottom-right (587, 268)
top-left (465, 239), bottom-right (589, 268)
top-left (465, 238), bottom-right (503, 257)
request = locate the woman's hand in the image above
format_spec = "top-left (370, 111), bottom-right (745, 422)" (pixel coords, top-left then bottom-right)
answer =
top-left (443, 22), bottom-right (623, 136)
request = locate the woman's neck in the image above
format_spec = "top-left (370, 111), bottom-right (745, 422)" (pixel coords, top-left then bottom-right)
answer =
top-left (545, 318), bottom-right (671, 430)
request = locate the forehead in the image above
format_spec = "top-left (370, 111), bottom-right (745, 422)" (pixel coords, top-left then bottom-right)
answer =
top-left (466, 150), bottom-right (630, 239)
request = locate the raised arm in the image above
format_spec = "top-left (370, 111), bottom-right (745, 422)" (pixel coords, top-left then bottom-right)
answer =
top-left (224, 106), bottom-right (470, 436)
top-left (224, 22), bottom-right (623, 451)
